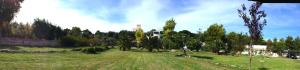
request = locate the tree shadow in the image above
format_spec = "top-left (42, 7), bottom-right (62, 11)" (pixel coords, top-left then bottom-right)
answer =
top-left (157, 50), bottom-right (169, 52)
top-left (258, 67), bottom-right (269, 70)
top-left (130, 49), bottom-right (148, 52)
top-left (191, 55), bottom-right (214, 60)
top-left (0, 45), bottom-right (20, 50)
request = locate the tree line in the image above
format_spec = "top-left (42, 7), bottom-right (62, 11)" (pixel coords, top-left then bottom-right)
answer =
top-left (1, 17), bottom-right (300, 56)
top-left (266, 36), bottom-right (300, 56)
top-left (1, 0), bottom-right (299, 56)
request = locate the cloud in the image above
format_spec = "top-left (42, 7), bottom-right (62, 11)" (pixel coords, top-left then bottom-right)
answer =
top-left (174, 0), bottom-right (249, 33)
top-left (13, 0), bottom-right (133, 33)
top-left (14, 0), bottom-right (248, 33)
top-left (13, 0), bottom-right (300, 39)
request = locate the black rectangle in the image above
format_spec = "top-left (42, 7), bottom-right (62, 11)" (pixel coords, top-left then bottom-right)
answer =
top-left (249, 0), bottom-right (300, 3)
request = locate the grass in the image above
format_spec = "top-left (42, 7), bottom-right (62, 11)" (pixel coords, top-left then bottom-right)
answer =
top-left (0, 46), bottom-right (299, 70)
top-left (187, 51), bottom-right (300, 70)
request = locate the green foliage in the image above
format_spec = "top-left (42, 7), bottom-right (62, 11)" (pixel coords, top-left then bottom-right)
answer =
top-left (253, 36), bottom-right (266, 45)
top-left (82, 29), bottom-right (93, 39)
top-left (272, 38), bottom-right (286, 55)
top-left (172, 30), bottom-right (196, 49)
top-left (94, 30), bottom-right (103, 39)
top-left (294, 37), bottom-right (300, 51)
top-left (60, 36), bottom-right (81, 47)
top-left (9, 22), bottom-right (34, 38)
top-left (266, 39), bottom-right (273, 51)
top-left (101, 31), bottom-right (118, 47)
top-left (227, 32), bottom-right (238, 54)
top-left (144, 36), bottom-right (161, 52)
top-left (118, 30), bottom-right (134, 51)
top-left (162, 18), bottom-right (177, 49)
top-left (227, 32), bottom-right (249, 55)
top-left (60, 36), bottom-right (96, 47)
top-left (32, 18), bottom-right (64, 40)
top-left (135, 27), bottom-right (144, 48)
top-left (186, 37), bottom-right (202, 51)
top-left (0, 0), bottom-right (24, 22)
top-left (162, 37), bottom-right (176, 49)
top-left (272, 38), bottom-right (278, 52)
top-left (70, 27), bottom-right (82, 37)
top-left (0, 0), bottom-right (24, 37)
top-left (285, 36), bottom-right (294, 50)
top-left (203, 24), bottom-right (226, 53)
top-left (163, 18), bottom-right (176, 38)
top-left (32, 18), bottom-right (51, 39)
top-left (79, 46), bottom-right (107, 54)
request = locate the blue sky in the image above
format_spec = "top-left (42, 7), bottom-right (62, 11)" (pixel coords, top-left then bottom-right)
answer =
top-left (14, 0), bottom-right (300, 40)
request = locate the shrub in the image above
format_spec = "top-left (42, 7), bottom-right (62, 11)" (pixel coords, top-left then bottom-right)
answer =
top-left (60, 36), bottom-right (97, 47)
top-left (60, 36), bottom-right (80, 47)
top-left (72, 46), bottom-right (108, 54)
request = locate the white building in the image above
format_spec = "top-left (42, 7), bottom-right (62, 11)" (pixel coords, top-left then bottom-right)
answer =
top-left (242, 45), bottom-right (279, 57)
top-left (152, 31), bottom-right (161, 39)
top-left (242, 45), bottom-right (267, 55)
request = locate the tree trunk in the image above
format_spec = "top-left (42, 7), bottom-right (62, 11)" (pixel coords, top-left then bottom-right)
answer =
top-left (249, 40), bottom-right (253, 70)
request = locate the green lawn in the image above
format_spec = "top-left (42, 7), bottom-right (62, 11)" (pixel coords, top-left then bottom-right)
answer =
top-left (0, 46), bottom-right (299, 70)
top-left (189, 52), bottom-right (300, 70)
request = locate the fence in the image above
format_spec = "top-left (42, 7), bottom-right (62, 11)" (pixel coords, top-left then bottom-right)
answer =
top-left (0, 37), bottom-right (59, 47)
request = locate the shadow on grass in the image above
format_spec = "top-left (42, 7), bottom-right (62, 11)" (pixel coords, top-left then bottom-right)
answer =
top-left (258, 67), bottom-right (269, 70)
top-left (157, 50), bottom-right (169, 52)
top-left (130, 49), bottom-right (149, 52)
top-left (191, 55), bottom-right (214, 60)
top-left (0, 45), bottom-right (20, 50)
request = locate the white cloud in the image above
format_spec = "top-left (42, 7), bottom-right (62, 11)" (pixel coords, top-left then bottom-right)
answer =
top-left (125, 0), bottom-right (166, 32)
top-left (174, 0), bottom-right (249, 33)
top-left (13, 0), bottom-right (251, 33)
top-left (13, 0), bottom-right (132, 33)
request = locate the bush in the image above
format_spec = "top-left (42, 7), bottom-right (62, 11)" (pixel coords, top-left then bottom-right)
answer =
top-left (60, 36), bottom-right (97, 47)
top-left (60, 36), bottom-right (80, 47)
top-left (72, 46), bottom-right (108, 54)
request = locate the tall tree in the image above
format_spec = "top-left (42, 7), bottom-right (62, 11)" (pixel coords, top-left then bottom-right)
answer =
top-left (135, 26), bottom-right (144, 48)
top-left (272, 38), bottom-right (278, 53)
top-left (102, 31), bottom-right (118, 47)
top-left (237, 2), bottom-right (267, 69)
top-left (17, 22), bottom-right (25, 38)
top-left (32, 18), bottom-right (62, 40)
top-left (238, 33), bottom-right (250, 54)
top-left (227, 32), bottom-right (238, 55)
top-left (48, 25), bottom-right (63, 40)
top-left (266, 39), bottom-right (273, 52)
top-left (193, 29), bottom-right (204, 52)
top-left (294, 37), bottom-right (300, 51)
top-left (285, 36), bottom-right (294, 50)
top-left (95, 30), bottom-right (103, 39)
top-left (226, 32), bottom-right (249, 55)
top-left (32, 18), bottom-right (52, 39)
top-left (70, 27), bottom-right (82, 37)
top-left (254, 36), bottom-right (266, 45)
top-left (204, 24), bottom-right (226, 53)
top-left (162, 18), bottom-right (176, 49)
top-left (173, 30), bottom-right (193, 49)
top-left (118, 30), bottom-right (132, 51)
top-left (82, 29), bottom-right (93, 39)
top-left (63, 28), bottom-right (71, 36)
top-left (24, 23), bottom-right (33, 39)
top-left (10, 22), bottom-right (19, 37)
top-left (277, 38), bottom-right (286, 55)
top-left (0, 0), bottom-right (24, 37)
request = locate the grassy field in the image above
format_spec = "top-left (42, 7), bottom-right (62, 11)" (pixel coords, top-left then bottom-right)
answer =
top-left (0, 46), bottom-right (299, 70)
